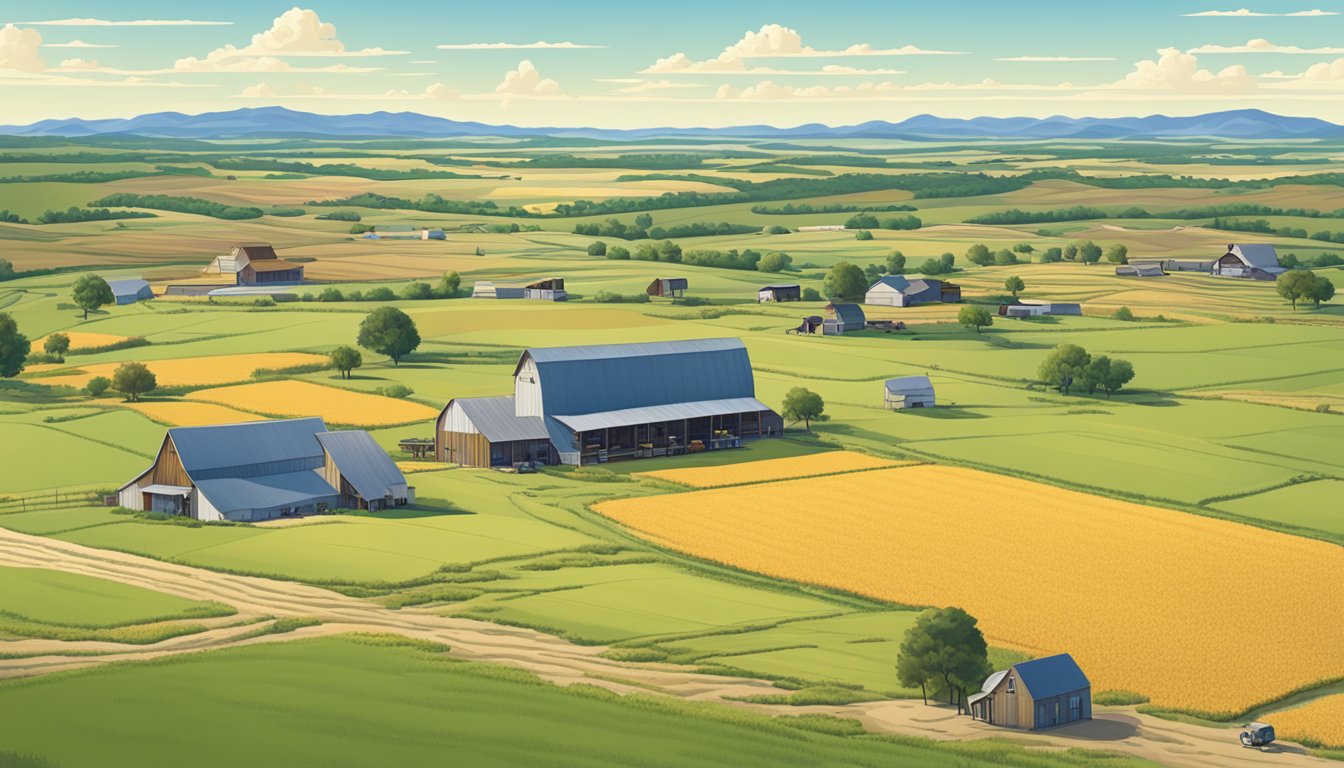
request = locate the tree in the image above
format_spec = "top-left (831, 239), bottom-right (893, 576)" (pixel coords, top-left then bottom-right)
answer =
top-left (822, 262), bottom-right (868, 301)
top-left (845, 213), bottom-right (879, 229)
top-left (358, 306), bottom-right (420, 366)
top-left (1040, 247), bottom-right (1063, 263)
top-left (1078, 355), bottom-right (1110, 396)
top-left (1106, 244), bottom-right (1129, 264)
top-left (854, 230), bottom-right (874, 241)
top-left (993, 249), bottom-right (1018, 266)
top-left (634, 243), bottom-right (659, 261)
top-left (607, 245), bottom-right (630, 260)
top-left (1013, 242), bottom-right (1034, 254)
top-left (400, 281), bottom-right (434, 300)
top-left (1276, 269), bottom-right (1316, 310)
top-left (71, 274), bottom-right (114, 320)
top-left (758, 252), bottom-right (792, 273)
top-left (329, 345), bottom-right (363, 379)
top-left (1079, 241), bottom-right (1102, 264)
top-left (886, 251), bottom-right (906, 275)
top-left (43, 332), bottom-right (70, 362)
top-left (85, 375), bottom-right (111, 397)
top-left (965, 244), bottom-right (993, 266)
top-left (781, 387), bottom-right (825, 431)
top-left (958, 305), bottom-right (993, 334)
top-left (318, 287), bottom-right (344, 302)
top-left (112, 361), bottom-right (156, 402)
top-left (1038, 343), bottom-right (1091, 395)
top-left (1004, 276), bottom-right (1025, 297)
top-left (436, 271), bottom-right (461, 298)
top-left (1062, 243), bottom-right (1078, 261)
top-left (0, 312), bottom-right (30, 378)
top-left (658, 240), bottom-right (682, 263)
top-left (1307, 274), bottom-right (1336, 308)
top-left (1113, 306), bottom-right (1135, 321)
top-left (0, 257), bottom-right (14, 281)
top-left (1102, 358), bottom-right (1135, 397)
top-left (587, 240), bottom-right (607, 257)
top-left (801, 287), bottom-right (822, 301)
top-left (864, 264), bottom-right (883, 282)
top-left (897, 607), bottom-right (992, 712)
top-left (365, 287), bottom-right (396, 301)
top-left (634, 212), bottom-right (653, 230)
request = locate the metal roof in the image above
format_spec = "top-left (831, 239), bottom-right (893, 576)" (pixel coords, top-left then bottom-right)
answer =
top-left (1013, 654), bottom-right (1090, 699)
top-left (195, 470), bottom-right (338, 514)
top-left (885, 375), bottom-right (934, 395)
top-left (827, 303), bottom-right (866, 325)
top-left (169, 418), bottom-right (327, 476)
top-left (659, 277), bottom-right (689, 289)
top-left (1228, 244), bottom-right (1281, 270)
top-left (870, 275), bottom-right (911, 292)
top-left (759, 284), bottom-right (800, 292)
top-left (454, 396), bottom-right (551, 442)
top-left (517, 339), bottom-right (758, 416)
top-left (141, 484), bottom-right (191, 496)
top-left (315, 430), bottom-right (408, 501)
top-left (107, 279), bottom-right (150, 297)
top-left (979, 670), bottom-right (1008, 694)
top-left (552, 397), bottom-right (772, 433)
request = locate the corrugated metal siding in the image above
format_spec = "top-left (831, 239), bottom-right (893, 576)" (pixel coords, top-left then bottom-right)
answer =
top-left (552, 397), bottom-right (773, 433)
top-left (169, 418), bottom-right (326, 475)
top-left (315, 431), bottom-right (408, 503)
top-left (514, 359), bottom-right (544, 417)
top-left (454, 396), bottom-right (550, 442)
top-left (195, 470), bottom-right (338, 515)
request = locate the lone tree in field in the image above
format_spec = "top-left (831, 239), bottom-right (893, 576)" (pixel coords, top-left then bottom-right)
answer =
top-left (358, 306), bottom-right (420, 366)
top-left (1004, 276), bottom-right (1025, 297)
top-left (43, 332), bottom-right (70, 362)
top-left (781, 387), bottom-right (826, 431)
top-left (1307, 273), bottom-right (1336, 308)
top-left (1038, 343), bottom-right (1091, 395)
top-left (958, 305), bottom-right (993, 334)
top-left (112, 361), bottom-right (156, 402)
top-left (758, 251), bottom-right (792, 273)
top-left (70, 274), bottom-right (114, 320)
top-left (822, 262), bottom-right (868, 301)
top-left (897, 607), bottom-right (992, 713)
top-left (1276, 270), bottom-right (1316, 310)
top-left (0, 312), bottom-right (31, 378)
top-left (1079, 241), bottom-right (1103, 265)
top-left (329, 345), bottom-right (363, 379)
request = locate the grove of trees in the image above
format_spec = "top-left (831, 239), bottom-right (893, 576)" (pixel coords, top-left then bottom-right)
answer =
top-left (896, 607), bottom-right (992, 711)
top-left (1038, 344), bottom-right (1136, 397)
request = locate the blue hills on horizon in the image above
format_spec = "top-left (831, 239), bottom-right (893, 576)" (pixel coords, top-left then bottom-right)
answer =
top-left (2, 106), bottom-right (1341, 141)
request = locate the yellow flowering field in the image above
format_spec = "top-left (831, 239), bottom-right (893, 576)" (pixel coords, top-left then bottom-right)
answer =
top-left (595, 465), bottom-right (1344, 716)
top-left (635, 450), bottom-right (906, 488)
top-left (120, 401), bottom-right (261, 427)
top-left (186, 381), bottom-right (438, 427)
top-left (29, 352), bottom-right (328, 389)
top-left (1266, 694), bottom-right (1344, 748)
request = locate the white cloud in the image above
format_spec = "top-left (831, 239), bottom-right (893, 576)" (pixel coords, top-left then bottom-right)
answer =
top-left (17, 17), bottom-right (231, 26)
top-left (645, 23), bottom-right (962, 74)
top-left (713, 78), bottom-right (1069, 100)
top-left (495, 59), bottom-right (560, 95)
top-left (1184, 8), bottom-right (1337, 16)
top-left (1262, 58), bottom-right (1344, 88)
top-left (234, 81), bottom-right (459, 101)
top-left (1111, 47), bottom-right (1255, 92)
top-left (57, 57), bottom-right (100, 70)
top-left (998, 56), bottom-right (1117, 62)
top-left (240, 82), bottom-right (276, 98)
top-left (0, 23), bottom-right (45, 72)
top-left (44, 39), bottom-right (116, 49)
top-left (410, 59), bottom-right (437, 64)
top-left (611, 79), bottom-right (708, 94)
top-left (436, 41), bottom-right (603, 50)
top-left (172, 57), bottom-right (382, 74)
top-left (174, 7), bottom-right (405, 72)
top-left (1189, 38), bottom-right (1344, 54)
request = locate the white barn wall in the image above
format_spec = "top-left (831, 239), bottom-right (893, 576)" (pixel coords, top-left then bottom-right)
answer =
top-left (514, 358), bottom-right (544, 417)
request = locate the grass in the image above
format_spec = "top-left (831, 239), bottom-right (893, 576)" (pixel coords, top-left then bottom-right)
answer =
top-left (0, 565), bottom-right (232, 628)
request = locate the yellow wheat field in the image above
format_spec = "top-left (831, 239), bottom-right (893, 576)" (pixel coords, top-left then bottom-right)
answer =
top-left (186, 380), bottom-right (438, 427)
top-left (35, 332), bottom-right (133, 350)
top-left (120, 401), bottom-right (261, 427)
top-left (595, 465), bottom-right (1344, 715)
top-left (636, 450), bottom-right (906, 488)
top-left (29, 352), bottom-right (328, 389)
top-left (1266, 694), bottom-right (1344, 749)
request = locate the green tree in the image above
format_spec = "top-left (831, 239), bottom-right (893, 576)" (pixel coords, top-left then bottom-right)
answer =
top-left (993, 249), bottom-right (1017, 266)
top-left (71, 274), bottom-right (114, 320)
top-left (822, 262), bottom-right (868, 301)
top-left (757, 252), bottom-right (792, 273)
top-left (400, 281), bottom-right (434, 300)
top-left (781, 387), bottom-right (826, 431)
top-left (1307, 274), bottom-right (1336, 308)
top-left (607, 245), bottom-right (630, 260)
top-left (112, 361), bottom-right (156, 402)
top-left (864, 264), bottom-right (883, 283)
top-left (1013, 242), bottom-right (1034, 254)
top-left (1062, 243), bottom-right (1078, 261)
top-left (658, 240), bottom-right (682, 263)
top-left (1078, 355), bottom-right (1110, 396)
top-left (436, 271), bottom-right (462, 298)
top-left (0, 257), bottom-right (14, 281)
top-left (1106, 244), bottom-right (1129, 264)
top-left (1276, 269), bottom-right (1316, 310)
top-left (85, 375), bottom-right (111, 397)
top-left (329, 345), bottom-right (363, 379)
top-left (958, 305), bottom-right (993, 334)
top-left (1038, 343), bottom-right (1091, 394)
top-left (1040, 247), bottom-right (1063, 263)
top-left (634, 212), bottom-right (653, 230)
top-left (965, 244), bottom-right (992, 266)
top-left (587, 240), bottom-right (607, 257)
top-left (634, 243), bottom-right (659, 261)
top-left (1113, 306), bottom-right (1135, 321)
top-left (358, 306), bottom-right (421, 366)
top-left (0, 312), bottom-right (30, 378)
top-left (43, 332), bottom-right (70, 362)
top-left (854, 230), bottom-right (874, 241)
top-left (801, 287), bottom-right (822, 301)
top-left (318, 287), bottom-right (344, 302)
top-left (1004, 276), bottom-right (1025, 297)
top-left (897, 607), bottom-right (992, 712)
top-left (886, 251), bottom-right (906, 275)
top-left (845, 213), bottom-right (880, 229)
top-left (1079, 241), bottom-right (1102, 264)
top-left (365, 287), bottom-right (396, 301)
top-left (1102, 358), bottom-right (1135, 397)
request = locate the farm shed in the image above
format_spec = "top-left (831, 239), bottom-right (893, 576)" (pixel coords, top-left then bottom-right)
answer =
top-left (436, 338), bottom-right (782, 469)
top-left (1116, 263), bottom-right (1165, 277)
top-left (116, 418), bottom-right (411, 522)
top-left (884, 376), bottom-right (935, 409)
top-left (758, 284), bottom-right (801, 303)
top-left (107, 279), bottom-right (153, 305)
top-left (647, 277), bottom-right (689, 298)
top-left (471, 281), bottom-right (526, 299)
top-left (1213, 244), bottom-right (1285, 280)
top-left (823, 303), bottom-right (866, 334)
top-left (523, 277), bottom-right (568, 301)
top-left (866, 276), bottom-right (947, 307)
top-left (362, 226), bottom-right (445, 241)
top-left (998, 301), bottom-right (1082, 318)
top-left (204, 243), bottom-right (304, 286)
top-left (969, 654), bottom-right (1091, 731)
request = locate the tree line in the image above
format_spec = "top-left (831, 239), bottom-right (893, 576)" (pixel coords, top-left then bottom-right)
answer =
top-left (88, 194), bottom-right (264, 220)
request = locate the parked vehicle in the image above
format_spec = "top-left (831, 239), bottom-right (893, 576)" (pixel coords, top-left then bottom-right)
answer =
top-left (1239, 723), bottom-right (1275, 748)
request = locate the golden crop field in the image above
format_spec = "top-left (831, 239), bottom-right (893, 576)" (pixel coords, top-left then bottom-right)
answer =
top-left (1266, 694), bottom-right (1344, 749)
top-left (186, 380), bottom-right (439, 427)
top-left (595, 465), bottom-right (1344, 715)
top-left (635, 450), bottom-right (905, 488)
top-left (26, 352), bottom-right (328, 389)
top-left (119, 401), bottom-right (261, 427)
top-left (34, 332), bottom-right (133, 350)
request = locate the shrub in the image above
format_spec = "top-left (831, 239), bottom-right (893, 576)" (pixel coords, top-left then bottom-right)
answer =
top-left (1113, 307), bottom-right (1135, 321)
top-left (365, 287), bottom-right (396, 301)
top-left (315, 210), bottom-right (361, 222)
top-left (607, 245), bottom-right (630, 260)
top-left (764, 224), bottom-right (790, 234)
top-left (1315, 403), bottom-right (1332, 413)
top-left (85, 376), bottom-right (111, 397)
top-left (400, 282), bottom-right (434, 301)
top-left (381, 384), bottom-right (414, 399)
top-left (853, 230), bottom-right (873, 241)
top-left (586, 241), bottom-right (607, 256)
top-left (802, 287), bottom-right (821, 301)
top-left (318, 287), bottom-right (344, 302)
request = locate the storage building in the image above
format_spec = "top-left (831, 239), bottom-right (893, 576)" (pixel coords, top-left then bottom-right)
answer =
top-left (969, 654), bottom-right (1091, 731)
top-left (647, 277), bottom-right (689, 298)
top-left (203, 243), bottom-right (304, 285)
top-left (884, 376), bottom-right (935, 409)
top-left (865, 276), bottom-right (961, 306)
top-left (823, 303), bottom-right (866, 334)
top-left (998, 301), bottom-right (1082, 318)
top-left (758, 284), bottom-right (802, 303)
top-left (1116, 263), bottom-right (1165, 277)
top-left (107, 279), bottom-right (154, 305)
top-left (1213, 244), bottom-right (1285, 280)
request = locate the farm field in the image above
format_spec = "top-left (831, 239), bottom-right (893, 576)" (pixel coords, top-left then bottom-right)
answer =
top-left (0, 565), bottom-right (231, 629)
top-left (184, 380), bottom-right (440, 427)
top-left (634, 449), bottom-right (903, 487)
top-left (1266, 693), bottom-right (1344, 751)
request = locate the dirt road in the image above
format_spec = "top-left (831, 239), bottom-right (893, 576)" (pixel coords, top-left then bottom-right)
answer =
top-left (0, 527), bottom-right (1330, 768)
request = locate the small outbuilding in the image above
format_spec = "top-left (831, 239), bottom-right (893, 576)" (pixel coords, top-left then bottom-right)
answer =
top-left (523, 278), bottom-right (568, 301)
top-left (758, 284), bottom-right (802, 303)
top-left (107, 279), bottom-right (154, 305)
top-left (204, 243), bottom-right (305, 285)
top-left (998, 301), bottom-right (1082, 318)
top-left (647, 277), bottom-right (689, 299)
top-left (823, 303), bottom-right (866, 335)
top-left (884, 376), bottom-right (935, 409)
top-left (1213, 244), bottom-right (1285, 280)
top-left (865, 275), bottom-right (961, 306)
top-left (1116, 263), bottom-right (1165, 277)
top-left (969, 654), bottom-right (1091, 731)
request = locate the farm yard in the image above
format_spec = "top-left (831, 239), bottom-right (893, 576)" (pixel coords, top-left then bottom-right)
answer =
top-left (1, 130), bottom-right (1343, 766)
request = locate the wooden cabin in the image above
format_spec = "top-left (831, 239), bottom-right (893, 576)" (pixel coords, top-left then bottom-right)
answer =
top-left (647, 277), bottom-right (688, 298)
top-left (968, 654), bottom-right (1091, 731)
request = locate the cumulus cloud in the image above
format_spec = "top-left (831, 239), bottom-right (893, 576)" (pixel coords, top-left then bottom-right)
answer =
top-left (17, 17), bottom-right (231, 26)
top-left (1262, 58), bottom-right (1344, 88)
top-left (1189, 38), bottom-right (1344, 54)
top-left (0, 24), bottom-right (45, 72)
top-left (1112, 47), bottom-right (1255, 92)
top-left (240, 82), bottom-right (276, 98)
top-left (57, 57), bottom-right (100, 70)
top-left (644, 23), bottom-right (962, 74)
top-left (174, 7), bottom-right (404, 72)
top-left (1184, 8), bottom-right (1337, 16)
top-left (44, 39), bottom-right (115, 49)
top-left (436, 41), bottom-right (603, 50)
top-left (998, 56), bottom-right (1116, 62)
top-left (495, 60), bottom-right (560, 95)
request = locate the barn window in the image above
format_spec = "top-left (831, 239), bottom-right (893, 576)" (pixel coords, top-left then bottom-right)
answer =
top-left (1006, 676), bottom-right (1014, 694)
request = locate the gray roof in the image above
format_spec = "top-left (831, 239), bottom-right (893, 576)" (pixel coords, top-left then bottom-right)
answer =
top-left (168, 418), bottom-right (326, 478)
top-left (827, 303), bottom-right (866, 324)
top-left (659, 277), bottom-right (689, 289)
top-left (315, 430), bottom-right (407, 501)
top-left (760, 284), bottom-right (800, 291)
top-left (885, 375), bottom-right (934, 395)
top-left (517, 338), bottom-right (757, 416)
top-left (453, 396), bottom-right (550, 443)
top-left (195, 470), bottom-right (337, 514)
top-left (1013, 654), bottom-right (1090, 699)
top-left (552, 397), bottom-right (772, 434)
top-left (979, 669), bottom-right (1008, 694)
top-left (107, 279), bottom-right (150, 297)
top-left (1228, 244), bottom-right (1280, 270)
top-left (870, 275), bottom-right (912, 292)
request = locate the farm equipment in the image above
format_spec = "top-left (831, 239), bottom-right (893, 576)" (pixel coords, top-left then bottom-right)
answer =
top-left (787, 316), bottom-right (823, 335)
top-left (1239, 723), bottom-right (1275, 749)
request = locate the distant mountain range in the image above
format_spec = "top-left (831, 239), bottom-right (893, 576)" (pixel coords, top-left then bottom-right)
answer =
top-left (2, 106), bottom-right (1341, 141)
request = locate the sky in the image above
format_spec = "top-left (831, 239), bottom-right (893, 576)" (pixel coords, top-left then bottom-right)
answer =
top-left (3, 0), bottom-right (1344, 127)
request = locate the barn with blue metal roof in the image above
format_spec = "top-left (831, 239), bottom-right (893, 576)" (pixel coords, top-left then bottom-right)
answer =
top-left (437, 338), bottom-right (782, 468)
top-left (968, 653), bottom-right (1091, 730)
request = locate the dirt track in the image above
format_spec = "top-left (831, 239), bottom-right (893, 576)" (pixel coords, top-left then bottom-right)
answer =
top-left (0, 527), bottom-right (1331, 768)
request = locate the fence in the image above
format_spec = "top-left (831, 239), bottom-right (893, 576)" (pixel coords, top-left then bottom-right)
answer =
top-left (0, 490), bottom-right (107, 515)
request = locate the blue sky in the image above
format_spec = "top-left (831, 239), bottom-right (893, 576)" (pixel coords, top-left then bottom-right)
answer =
top-left (3, 1), bottom-right (1344, 126)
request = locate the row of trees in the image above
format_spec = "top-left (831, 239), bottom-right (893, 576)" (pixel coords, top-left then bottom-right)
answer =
top-left (596, 239), bottom-right (783, 272)
top-left (1038, 344), bottom-right (1135, 397)
top-left (843, 213), bottom-right (922, 230)
top-left (306, 273), bottom-right (462, 304)
top-left (573, 214), bottom-right (758, 241)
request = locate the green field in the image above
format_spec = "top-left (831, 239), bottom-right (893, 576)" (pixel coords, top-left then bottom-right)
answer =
top-left (0, 565), bottom-right (230, 628)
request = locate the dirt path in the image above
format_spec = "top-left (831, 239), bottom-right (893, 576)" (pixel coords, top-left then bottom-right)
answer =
top-left (0, 527), bottom-right (1331, 768)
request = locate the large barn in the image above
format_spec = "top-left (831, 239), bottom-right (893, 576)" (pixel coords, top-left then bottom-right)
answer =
top-left (968, 654), bottom-right (1092, 731)
top-left (107, 279), bottom-right (154, 305)
top-left (204, 243), bottom-right (305, 285)
top-left (437, 339), bottom-right (782, 468)
top-left (1213, 244), bottom-right (1285, 280)
top-left (865, 276), bottom-right (961, 306)
top-left (116, 418), bottom-right (411, 522)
